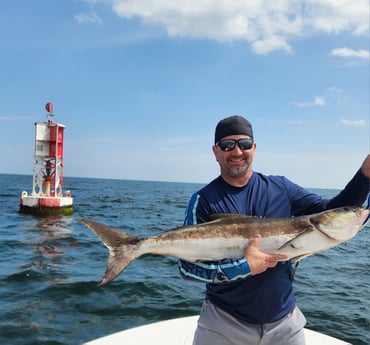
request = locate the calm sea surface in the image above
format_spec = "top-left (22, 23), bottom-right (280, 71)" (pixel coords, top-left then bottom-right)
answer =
top-left (0, 174), bottom-right (369, 345)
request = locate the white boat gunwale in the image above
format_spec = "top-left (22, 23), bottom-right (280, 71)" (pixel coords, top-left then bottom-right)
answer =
top-left (83, 315), bottom-right (351, 345)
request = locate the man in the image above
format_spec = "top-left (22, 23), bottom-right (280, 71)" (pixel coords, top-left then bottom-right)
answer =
top-left (179, 115), bottom-right (370, 345)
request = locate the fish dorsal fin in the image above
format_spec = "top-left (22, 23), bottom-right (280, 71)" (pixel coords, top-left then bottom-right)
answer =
top-left (209, 214), bottom-right (254, 220)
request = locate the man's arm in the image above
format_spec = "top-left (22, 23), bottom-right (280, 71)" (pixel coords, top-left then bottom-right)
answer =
top-left (328, 155), bottom-right (370, 209)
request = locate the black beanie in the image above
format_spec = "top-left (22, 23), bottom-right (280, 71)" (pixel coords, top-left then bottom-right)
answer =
top-left (214, 115), bottom-right (253, 144)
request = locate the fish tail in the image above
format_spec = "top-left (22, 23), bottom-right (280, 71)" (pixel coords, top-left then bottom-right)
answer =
top-left (77, 218), bottom-right (142, 285)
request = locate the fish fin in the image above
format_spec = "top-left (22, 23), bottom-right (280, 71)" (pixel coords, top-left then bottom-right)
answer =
top-left (98, 247), bottom-right (136, 286)
top-left (209, 214), bottom-right (254, 220)
top-left (77, 218), bottom-right (142, 285)
top-left (291, 253), bottom-right (312, 262)
top-left (277, 228), bottom-right (314, 251)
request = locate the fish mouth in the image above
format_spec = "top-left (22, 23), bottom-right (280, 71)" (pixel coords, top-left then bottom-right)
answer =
top-left (361, 208), bottom-right (370, 225)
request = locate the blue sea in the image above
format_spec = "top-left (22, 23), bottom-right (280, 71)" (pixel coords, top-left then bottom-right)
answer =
top-left (0, 174), bottom-right (369, 345)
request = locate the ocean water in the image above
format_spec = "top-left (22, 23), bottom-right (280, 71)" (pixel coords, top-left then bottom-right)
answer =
top-left (0, 173), bottom-right (369, 345)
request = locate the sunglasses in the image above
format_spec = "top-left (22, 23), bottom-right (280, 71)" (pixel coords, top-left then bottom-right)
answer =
top-left (216, 138), bottom-right (254, 152)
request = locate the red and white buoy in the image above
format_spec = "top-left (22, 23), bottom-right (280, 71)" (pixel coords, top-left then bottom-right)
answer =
top-left (20, 102), bottom-right (73, 215)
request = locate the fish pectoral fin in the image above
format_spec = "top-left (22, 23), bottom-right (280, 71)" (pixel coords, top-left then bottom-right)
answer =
top-left (291, 253), bottom-right (312, 262)
top-left (278, 228), bottom-right (314, 251)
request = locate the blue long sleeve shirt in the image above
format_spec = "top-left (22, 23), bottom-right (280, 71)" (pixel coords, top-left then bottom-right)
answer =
top-left (179, 170), bottom-right (369, 324)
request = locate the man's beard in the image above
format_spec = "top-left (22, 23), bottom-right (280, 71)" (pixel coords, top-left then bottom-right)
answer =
top-left (225, 162), bottom-right (251, 178)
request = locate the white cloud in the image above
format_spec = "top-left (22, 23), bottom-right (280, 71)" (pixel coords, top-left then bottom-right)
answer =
top-left (0, 115), bottom-right (34, 121)
top-left (304, 0), bottom-right (369, 35)
top-left (341, 119), bottom-right (367, 127)
top-left (294, 96), bottom-right (325, 107)
top-left (325, 87), bottom-right (345, 104)
top-left (112, 0), bottom-right (369, 54)
top-left (288, 120), bottom-right (305, 124)
top-left (314, 96), bottom-right (325, 106)
top-left (75, 11), bottom-right (103, 25)
top-left (326, 86), bottom-right (343, 97)
top-left (330, 47), bottom-right (370, 59)
top-left (251, 35), bottom-right (293, 55)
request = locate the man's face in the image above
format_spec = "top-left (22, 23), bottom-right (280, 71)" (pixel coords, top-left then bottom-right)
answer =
top-left (213, 135), bottom-right (256, 180)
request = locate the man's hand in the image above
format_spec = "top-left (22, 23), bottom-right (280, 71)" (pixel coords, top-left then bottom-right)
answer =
top-left (244, 234), bottom-right (288, 275)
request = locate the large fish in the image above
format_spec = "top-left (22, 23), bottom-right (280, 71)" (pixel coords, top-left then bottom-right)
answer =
top-left (78, 206), bottom-right (369, 285)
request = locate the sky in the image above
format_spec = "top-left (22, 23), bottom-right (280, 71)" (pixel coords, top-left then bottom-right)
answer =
top-left (0, 0), bottom-right (369, 189)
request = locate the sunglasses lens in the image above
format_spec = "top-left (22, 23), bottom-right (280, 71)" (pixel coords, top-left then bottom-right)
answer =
top-left (217, 139), bottom-right (253, 151)
top-left (218, 140), bottom-right (236, 151)
top-left (238, 139), bottom-right (253, 150)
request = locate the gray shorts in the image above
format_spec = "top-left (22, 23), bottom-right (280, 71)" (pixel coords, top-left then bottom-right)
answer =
top-left (193, 300), bottom-right (306, 345)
